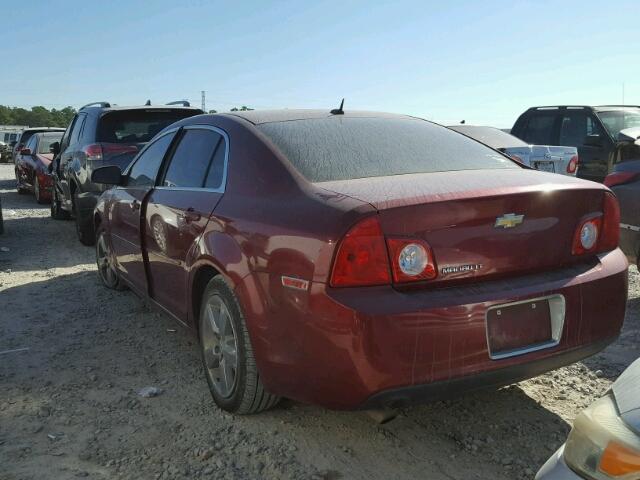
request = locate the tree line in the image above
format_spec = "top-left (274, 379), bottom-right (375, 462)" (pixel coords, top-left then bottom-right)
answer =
top-left (0, 105), bottom-right (77, 128)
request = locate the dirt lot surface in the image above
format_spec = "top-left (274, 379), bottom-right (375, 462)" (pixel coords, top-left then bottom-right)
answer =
top-left (0, 163), bottom-right (638, 480)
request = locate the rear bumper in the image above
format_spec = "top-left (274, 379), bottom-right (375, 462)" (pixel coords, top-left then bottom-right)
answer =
top-left (361, 338), bottom-right (613, 409)
top-left (239, 249), bottom-right (628, 409)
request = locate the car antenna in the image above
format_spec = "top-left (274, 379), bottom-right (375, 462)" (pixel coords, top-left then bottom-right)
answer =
top-left (330, 98), bottom-right (345, 115)
top-left (145, 99), bottom-right (151, 106)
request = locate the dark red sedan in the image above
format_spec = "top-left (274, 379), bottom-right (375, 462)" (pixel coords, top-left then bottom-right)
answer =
top-left (91, 110), bottom-right (627, 414)
top-left (15, 131), bottom-right (63, 203)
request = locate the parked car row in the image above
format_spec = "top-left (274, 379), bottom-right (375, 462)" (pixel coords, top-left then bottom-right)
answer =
top-left (6, 102), bottom-right (637, 477)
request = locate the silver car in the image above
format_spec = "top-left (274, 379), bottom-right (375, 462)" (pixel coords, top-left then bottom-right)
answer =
top-left (536, 358), bottom-right (640, 479)
top-left (449, 125), bottom-right (579, 176)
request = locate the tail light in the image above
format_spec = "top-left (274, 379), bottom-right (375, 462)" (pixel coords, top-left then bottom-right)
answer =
top-left (572, 192), bottom-right (620, 256)
top-left (330, 217), bottom-right (438, 287)
top-left (386, 238), bottom-right (437, 283)
top-left (82, 143), bottom-right (138, 161)
top-left (330, 217), bottom-right (391, 287)
top-left (599, 192), bottom-right (620, 252)
top-left (566, 155), bottom-right (578, 174)
top-left (604, 171), bottom-right (639, 188)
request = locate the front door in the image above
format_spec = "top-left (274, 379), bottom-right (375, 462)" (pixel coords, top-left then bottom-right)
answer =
top-left (145, 126), bottom-right (227, 321)
top-left (109, 131), bottom-right (177, 294)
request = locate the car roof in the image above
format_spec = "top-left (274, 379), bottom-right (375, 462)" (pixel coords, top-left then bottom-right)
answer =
top-left (22, 127), bottom-right (65, 132)
top-left (447, 125), bottom-right (528, 148)
top-left (525, 105), bottom-right (640, 113)
top-left (79, 105), bottom-right (203, 114)
top-left (35, 131), bottom-right (64, 137)
top-left (222, 109), bottom-right (415, 125)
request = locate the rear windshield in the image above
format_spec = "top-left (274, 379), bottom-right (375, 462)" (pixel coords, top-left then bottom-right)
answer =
top-left (97, 110), bottom-right (198, 144)
top-left (38, 134), bottom-right (63, 154)
top-left (258, 117), bottom-right (519, 182)
top-left (449, 125), bottom-right (528, 149)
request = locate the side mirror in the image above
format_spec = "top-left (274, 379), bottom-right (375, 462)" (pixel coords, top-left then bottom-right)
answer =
top-left (49, 141), bottom-right (61, 156)
top-left (20, 148), bottom-right (32, 155)
top-left (91, 165), bottom-right (124, 185)
top-left (584, 134), bottom-right (603, 147)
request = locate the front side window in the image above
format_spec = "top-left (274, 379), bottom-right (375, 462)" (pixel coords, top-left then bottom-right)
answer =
top-left (162, 129), bottom-right (223, 188)
top-left (597, 109), bottom-right (640, 140)
top-left (127, 133), bottom-right (175, 187)
top-left (257, 117), bottom-right (518, 183)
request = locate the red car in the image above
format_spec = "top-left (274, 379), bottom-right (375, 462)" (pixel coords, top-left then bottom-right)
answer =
top-left (92, 110), bottom-right (627, 414)
top-left (15, 131), bottom-right (63, 203)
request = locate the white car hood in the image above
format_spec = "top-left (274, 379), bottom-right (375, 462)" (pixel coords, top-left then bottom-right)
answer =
top-left (613, 357), bottom-right (640, 435)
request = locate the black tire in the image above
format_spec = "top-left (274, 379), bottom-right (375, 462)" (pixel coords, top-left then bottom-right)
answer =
top-left (34, 177), bottom-right (47, 204)
top-left (73, 191), bottom-right (95, 246)
top-left (95, 228), bottom-right (125, 291)
top-left (199, 276), bottom-right (280, 414)
top-left (50, 187), bottom-right (70, 220)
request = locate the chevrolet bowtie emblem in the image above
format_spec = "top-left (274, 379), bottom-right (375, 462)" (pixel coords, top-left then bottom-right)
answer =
top-left (495, 213), bottom-right (524, 229)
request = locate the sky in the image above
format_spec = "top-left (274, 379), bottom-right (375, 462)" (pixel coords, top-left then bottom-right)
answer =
top-left (1, 0), bottom-right (638, 128)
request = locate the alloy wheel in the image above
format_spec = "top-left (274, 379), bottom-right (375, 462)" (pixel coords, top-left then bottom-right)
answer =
top-left (201, 295), bottom-right (239, 398)
top-left (96, 232), bottom-right (118, 288)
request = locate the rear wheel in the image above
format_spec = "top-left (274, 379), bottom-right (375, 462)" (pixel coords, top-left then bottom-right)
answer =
top-left (96, 229), bottom-right (125, 290)
top-left (50, 187), bottom-right (70, 220)
top-left (73, 191), bottom-right (95, 246)
top-left (199, 276), bottom-right (280, 414)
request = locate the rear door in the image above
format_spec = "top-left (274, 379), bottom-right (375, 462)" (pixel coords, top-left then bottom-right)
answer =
top-left (59, 114), bottom-right (86, 204)
top-left (558, 111), bottom-right (610, 182)
top-left (110, 131), bottom-right (178, 294)
top-left (145, 125), bottom-right (228, 321)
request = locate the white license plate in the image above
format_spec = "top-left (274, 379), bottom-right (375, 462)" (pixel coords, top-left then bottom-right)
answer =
top-left (534, 161), bottom-right (555, 173)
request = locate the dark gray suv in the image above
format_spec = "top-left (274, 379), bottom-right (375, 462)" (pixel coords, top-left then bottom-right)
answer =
top-left (50, 101), bottom-right (203, 245)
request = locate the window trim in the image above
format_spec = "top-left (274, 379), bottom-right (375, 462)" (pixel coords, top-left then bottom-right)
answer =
top-left (154, 124), bottom-right (230, 194)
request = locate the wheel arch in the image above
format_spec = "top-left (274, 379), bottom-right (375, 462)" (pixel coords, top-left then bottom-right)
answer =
top-left (190, 263), bottom-right (224, 337)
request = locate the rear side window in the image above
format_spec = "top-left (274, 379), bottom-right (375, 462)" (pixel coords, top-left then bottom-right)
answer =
top-left (519, 114), bottom-right (556, 145)
top-left (98, 110), bottom-right (198, 144)
top-left (162, 129), bottom-right (224, 188)
top-left (127, 133), bottom-right (175, 187)
top-left (70, 114), bottom-right (87, 145)
top-left (257, 117), bottom-right (517, 182)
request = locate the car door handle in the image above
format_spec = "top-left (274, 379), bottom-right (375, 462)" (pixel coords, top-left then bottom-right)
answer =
top-left (180, 207), bottom-right (201, 223)
top-left (131, 200), bottom-right (140, 211)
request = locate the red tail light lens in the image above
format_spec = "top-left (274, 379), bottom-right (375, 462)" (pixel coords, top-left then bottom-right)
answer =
top-left (330, 217), bottom-right (391, 287)
top-left (566, 155), bottom-right (578, 174)
top-left (599, 192), bottom-right (620, 252)
top-left (83, 143), bottom-right (138, 162)
top-left (604, 171), bottom-right (639, 188)
top-left (386, 238), bottom-right (437, 283)
top-left (83, 144), bottom-right (103, 161)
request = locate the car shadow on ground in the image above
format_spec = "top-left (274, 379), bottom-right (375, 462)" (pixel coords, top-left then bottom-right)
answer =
top-left (1, 270), bottom-right (571, 480)
top-left (0, 215), bottom-right (92, 272)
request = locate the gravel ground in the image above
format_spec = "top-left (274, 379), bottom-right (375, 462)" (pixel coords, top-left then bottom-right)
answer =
top-left (0, 163), bottom-right (638, 480)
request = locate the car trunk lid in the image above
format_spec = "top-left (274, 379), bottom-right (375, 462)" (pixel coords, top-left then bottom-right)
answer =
top-left (318, 169), bottom-right (607, 285)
